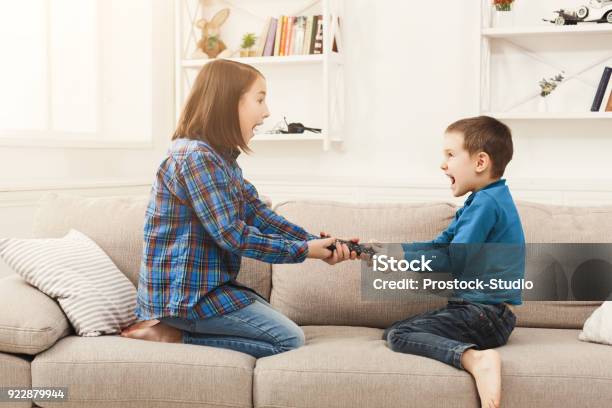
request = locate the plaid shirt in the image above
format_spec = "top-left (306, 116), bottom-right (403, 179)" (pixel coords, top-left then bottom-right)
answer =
top-left (136, 138), bottom-right (316, 321)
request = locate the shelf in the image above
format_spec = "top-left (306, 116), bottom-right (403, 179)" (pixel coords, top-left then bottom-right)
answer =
top-left (176, 0), bottom-right (345, 151)
top-left (482, 111), bottom-right (612, 120)
top-left (251, 132), bottom-right (325, 142)
top-left (181, 53), bottom-right (343, 68)
top-left (482, 24), bottom-right (612, 38)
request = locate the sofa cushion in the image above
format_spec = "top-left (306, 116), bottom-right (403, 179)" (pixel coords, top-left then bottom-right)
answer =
top-left (514, 201), bottom-right (612, 328)
top-left (0, 230), bottom-right (137, 337)
top-left (254, 325), bottom-right (612, 408)
top-left (31, 335), bottom-right (254, 408)
top-left (32, 193), bottom-right (273, 301)
top-left (271, 200), bottom-right (611, 329)
top-left (270, 201), bottom-right (453, 328)
top-left (33, 193), bottom-right (149, 286)
top-left (0, 352), bottom-right (32, 408)
top-left (0, 275), bottom-right (72, 355)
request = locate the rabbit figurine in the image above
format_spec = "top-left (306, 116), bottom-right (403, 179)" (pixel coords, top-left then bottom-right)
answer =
top-left (196, 8), bottom-right (230, 59)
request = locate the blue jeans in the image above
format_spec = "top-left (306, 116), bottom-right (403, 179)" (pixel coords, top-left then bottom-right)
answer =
top-left (160, 293), bottom-right (305, 358)
top-left (383, 299), bottom-right (516, 369)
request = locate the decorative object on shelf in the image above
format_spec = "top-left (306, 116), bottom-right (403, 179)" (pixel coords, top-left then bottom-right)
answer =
top-left (240, 32), bottom-right (258, 57)
top-left (538, 73), bottom-right (564, 112)
top-left (261, 117), bottom-right (322, 135)
top-left (492, 0), bottom-right (515, 27)
top-left (195, 8), bottom-right (230, 58)
top-left (279, 117), bottom-right (321, 134)
top-left (543, 0), bottom-right (612, 25)
top-left (539, 73), bottom-right (565, 97)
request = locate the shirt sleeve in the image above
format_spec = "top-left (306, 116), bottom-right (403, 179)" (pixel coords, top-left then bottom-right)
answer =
top-left (242, 179), bottom-right (318, 241)
top-left (180, 150), bottom-right (308, 264)
top-left (402, 193), bottom-right (499, 273)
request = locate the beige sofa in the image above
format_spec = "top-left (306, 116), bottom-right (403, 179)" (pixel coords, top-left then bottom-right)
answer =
top-left (1, 193), bottom-right (612, 408)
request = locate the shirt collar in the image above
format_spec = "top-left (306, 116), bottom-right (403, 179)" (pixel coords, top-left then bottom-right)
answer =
top-left (220, 148), bottom-right (241, 162)
top-left (465, 179), bottom-right (506, 205)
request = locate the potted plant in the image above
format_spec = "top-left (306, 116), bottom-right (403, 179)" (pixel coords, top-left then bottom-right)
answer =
top-left (492, 0), bottom-right (515, 27)
top-left (240, 33), bottom-right (257, 57)
top-left (538, 73), bottom-right (565, 112)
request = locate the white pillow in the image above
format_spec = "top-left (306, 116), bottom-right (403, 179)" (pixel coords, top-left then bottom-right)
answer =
top-left (0, 230), bottom-right (137, 337)
top-left (579, 301), bottom-right (612, 345)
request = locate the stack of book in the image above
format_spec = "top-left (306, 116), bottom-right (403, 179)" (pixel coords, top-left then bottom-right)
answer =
top-left (591, 66), bottom-right (612, 112)
top-left (254, 15), bottom-right (327, 57)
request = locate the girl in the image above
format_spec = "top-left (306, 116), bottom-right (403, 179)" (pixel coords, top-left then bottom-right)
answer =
top-left (121, 59), bottom-right (356, 358)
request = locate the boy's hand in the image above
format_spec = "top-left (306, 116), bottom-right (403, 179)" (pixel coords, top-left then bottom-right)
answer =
top-left (320, 232), bottom-right (359, 265)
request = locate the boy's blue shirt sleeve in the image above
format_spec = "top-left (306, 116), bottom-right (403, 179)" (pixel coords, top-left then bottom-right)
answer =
top-left (402, 192), bottom-right (499, 273)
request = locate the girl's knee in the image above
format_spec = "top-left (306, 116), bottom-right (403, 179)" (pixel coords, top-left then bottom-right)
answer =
top-left (277, 326), bottom-right (305, 352)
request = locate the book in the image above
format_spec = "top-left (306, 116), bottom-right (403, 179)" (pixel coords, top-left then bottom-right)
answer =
top-left (591, 66), bottom-right (611, 112)
top-left (292, 16), bottom-right (306, 55)
top-left (313, 15), bottom-right (323, 54)
top-left (284, 16), bottom-right (294, 56)
top-left (309, 15), bottom-right (319, 54)
top-left (273, 15), bottom-right (284, 56)
top-left (255, 17), bottom-right (272, 57)
top-left (280, 16), bottom-right (289, 56)
top-left (601, 73), bottom-right (612, 112)
top-left (303, 16), bottom-right (314, 55)
top-left (263, 18), bottom-right (278, 57)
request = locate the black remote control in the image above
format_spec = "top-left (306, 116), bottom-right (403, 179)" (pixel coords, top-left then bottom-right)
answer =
top-left (326, 239), bottom-right (376, 257)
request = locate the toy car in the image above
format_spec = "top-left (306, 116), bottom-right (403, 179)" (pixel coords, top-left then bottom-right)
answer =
top-left (544, 0), bottom-right (612, 25)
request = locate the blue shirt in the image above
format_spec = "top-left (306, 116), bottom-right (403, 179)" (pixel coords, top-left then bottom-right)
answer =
top-left (403, 179), bottom-right (525, 305)
top-left (136, 138), bottom-right (317, 321)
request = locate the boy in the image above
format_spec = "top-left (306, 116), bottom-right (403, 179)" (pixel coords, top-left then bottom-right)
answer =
top-left (383, 116), bottom-right (524, 408)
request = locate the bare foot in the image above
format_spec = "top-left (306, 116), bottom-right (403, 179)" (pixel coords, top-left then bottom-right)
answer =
top-left (461, 349), bottom-right (502, 408)
top-left (121, 319), bottom-right (160, 336)
top-left (121, 321), bottom-right (183, 343)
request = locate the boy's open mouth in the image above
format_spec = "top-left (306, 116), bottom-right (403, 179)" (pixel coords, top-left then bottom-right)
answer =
top-left (446, 174), bottom-right (456, 186)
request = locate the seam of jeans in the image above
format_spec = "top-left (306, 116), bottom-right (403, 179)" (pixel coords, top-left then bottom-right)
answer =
top-left (389, 335), bottom-right (463, 356)
top-left (453, 343), bottom-right (476, 369)
top-left (183, 332), bottom-right (281, 354)
top-left (215, 307), bottom-right (285, 347)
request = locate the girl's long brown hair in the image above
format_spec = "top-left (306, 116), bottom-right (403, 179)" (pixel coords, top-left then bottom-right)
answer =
top-left (173, 59), bottom-right (263, 153)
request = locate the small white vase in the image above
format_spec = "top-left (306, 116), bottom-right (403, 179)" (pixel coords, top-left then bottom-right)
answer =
top-left (493, 9), bottom-right (515, 27)
top-left (537, 97), bottom-right (549, 113)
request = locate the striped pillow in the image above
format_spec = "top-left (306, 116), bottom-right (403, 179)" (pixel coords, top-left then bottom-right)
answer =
top-left (0, 230), bottom-right (137, 337)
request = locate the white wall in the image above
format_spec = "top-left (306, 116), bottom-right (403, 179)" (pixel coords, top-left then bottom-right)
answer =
top-left (0, 0), bottom-right (175, 241)
top-left (2, 0), bottom-right (612, 247)
top-left (238, 0), bottom-right (612, 205)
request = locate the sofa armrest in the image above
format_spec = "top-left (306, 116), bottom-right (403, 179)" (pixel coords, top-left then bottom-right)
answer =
top-left (0, 275), bottom-right (72, 355)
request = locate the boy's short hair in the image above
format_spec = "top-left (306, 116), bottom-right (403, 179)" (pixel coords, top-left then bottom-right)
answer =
top-left (446, 116), bottom-right (513, 178)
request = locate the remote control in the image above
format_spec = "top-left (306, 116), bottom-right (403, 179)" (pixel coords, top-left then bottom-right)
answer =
top-left (326, 239), bottom-right (376, 257)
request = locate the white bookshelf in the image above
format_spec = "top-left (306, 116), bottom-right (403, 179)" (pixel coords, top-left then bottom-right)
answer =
top-left (479, 0), bottom-right (612, 120)
top-left (482, 24), bottom-right (612, 38)
top-left (175, 0), bottom-right (345, 151)
top-left (481, 112), bottom-right (612, 120)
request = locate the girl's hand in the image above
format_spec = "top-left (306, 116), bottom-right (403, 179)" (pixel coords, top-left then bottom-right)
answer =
top-left (319, 232), bottom-right (359, 265)
top-left (307, 237), bottom-right (336, 259)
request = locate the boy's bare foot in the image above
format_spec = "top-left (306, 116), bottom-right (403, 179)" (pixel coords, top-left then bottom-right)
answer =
top-left (461, 348), bottom-right (502, 408)
top-left (121, 321), bottom-right (183, 344)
